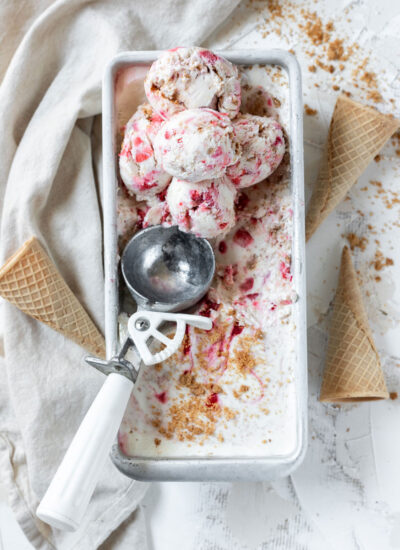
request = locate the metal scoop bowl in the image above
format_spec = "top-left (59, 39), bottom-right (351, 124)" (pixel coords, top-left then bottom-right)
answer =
top-left (120, 226), bottom-right (215, 365)
top-left (122, 225), bottom-right (215, 312)
top-left (37, 226), bottom-right (215, 532)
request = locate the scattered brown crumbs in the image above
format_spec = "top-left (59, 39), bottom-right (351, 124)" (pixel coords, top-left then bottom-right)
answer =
top-left (179, 371), bottom-right (206, 396)
top-left (233, 383), bottom-right (251, 399)
top-left (346, 232), bottom-right (368, 251)
top-left (332, 85), bottom-right (340, 91)
top-left (304, 104), bottom-right (317, 116)
top-left (303, 17), bottom-right (330, 46)
top-left (390, 392), bottom-right (398, 400)
top-left (316, 59), bottom-right (335, 73)
top-left (369, 180), bottom-right (400, 209)
top-left (154, 438), bottom-right (161, 446)
top-left (367, 90), bottom-right (383, 103)
top-left (255, 0), bottom-right (393, 107)
top-left (361, 71), bottom-right (378, 88)
top-left (371, 250), bottom-right (394, 271)
top-left (327, 38), bottom-right (344, 60)
top-left (157, 395), bottom-right (236, 442)
top-left (246, 255), bottom-right (258, 270)
top-left (234, 348), bottom-right (257, 373)
top-left (374, 154), bottom-right (382, 162)
top-left (231, 330), bottom-right (264, 374)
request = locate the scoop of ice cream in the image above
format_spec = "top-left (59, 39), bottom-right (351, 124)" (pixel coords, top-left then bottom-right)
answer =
top-left (119, 103), bottom-right (172, 201)
top-left (144, 47), bottom-right (241, 119)
top-left (154, 108), bottom-right (240, 183)
top-left (227, 114), bottom-right (285, 189)
top-left (167, 177), bottom-right (237, 238)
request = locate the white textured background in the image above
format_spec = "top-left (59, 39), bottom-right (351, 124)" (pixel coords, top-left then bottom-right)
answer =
top-left (2, 0), bottom-right (400, 548)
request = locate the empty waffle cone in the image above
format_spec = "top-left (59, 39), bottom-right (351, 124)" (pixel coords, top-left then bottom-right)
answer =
top-left (306, 94), bottom-right (400, 241)
top-left (320, 246), bottom-right (388, 402)
top-left (0, 237), bottom-right (105, 358)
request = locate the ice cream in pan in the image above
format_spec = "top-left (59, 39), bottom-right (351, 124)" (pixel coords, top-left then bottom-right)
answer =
top-left (116, 49), bottom-right (295, 457)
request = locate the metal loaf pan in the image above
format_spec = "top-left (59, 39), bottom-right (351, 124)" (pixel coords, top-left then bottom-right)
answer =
top-left (102, 50), bottom-right (307, 481)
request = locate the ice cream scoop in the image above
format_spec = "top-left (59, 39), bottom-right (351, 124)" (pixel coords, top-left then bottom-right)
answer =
top-left (167, 176), bottom-right (237, 238)
top-left (119, 103), bottom-right (171, 200)
top-left (227, 114), bottom-right (285, 189)
top-left (154, 108), bottom-right (240, 182)
top-left (37, 226), bottom-right (215, 532)
top-left (144, 46), bottom-right (241, 119)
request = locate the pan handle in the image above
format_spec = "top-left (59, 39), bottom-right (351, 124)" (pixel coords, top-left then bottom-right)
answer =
top-left (36, 373), bottom-right (133, 531)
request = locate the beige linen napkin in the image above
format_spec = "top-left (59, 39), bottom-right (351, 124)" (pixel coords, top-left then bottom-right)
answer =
top-left (0, 1), bottom-right (240, 548)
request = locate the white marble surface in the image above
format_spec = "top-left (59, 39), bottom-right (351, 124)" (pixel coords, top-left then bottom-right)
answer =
top-left (2, 0), bottom-right (400, 548)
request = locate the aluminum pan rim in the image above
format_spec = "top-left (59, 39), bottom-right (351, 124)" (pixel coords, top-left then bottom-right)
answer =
top-left (102, 49), bottom-right (307, 481)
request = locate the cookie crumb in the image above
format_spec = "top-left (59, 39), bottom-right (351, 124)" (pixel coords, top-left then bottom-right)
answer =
top-left (346, 232), bottom-right (368, 251)
top-left (304, 104), bottom-right (317, 116)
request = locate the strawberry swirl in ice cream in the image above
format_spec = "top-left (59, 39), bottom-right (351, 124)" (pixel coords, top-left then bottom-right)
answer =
top-left (227, 114), bottom-right (285, 188)
top-left (153, 108), bottom-right (241, 183)
top-left (166, 176), bottom-right (236, 239)
top-left (119, 104), bottom-right (171, 201)
top-left (144, 47), bottom-right (241, 119)
top-left (116, 55), bottom-right (298, 458)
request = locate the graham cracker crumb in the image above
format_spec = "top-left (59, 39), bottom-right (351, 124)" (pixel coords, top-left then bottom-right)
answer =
top-left (304, 104), bottom-right (317, 116)
top-left (327, 38), bottom-right (344, 61)
top-left (346, 233), bottom-right (368, 251)
top-left (371, 249), bottom-right (394, 271)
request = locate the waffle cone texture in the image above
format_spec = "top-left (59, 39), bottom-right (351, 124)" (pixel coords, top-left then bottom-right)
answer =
top-left (306, 95), bottom-right (400, 241)
top-left (0, 237), bottom-right (105, 357)
top-left (320, 246), bottom-right (388, 402)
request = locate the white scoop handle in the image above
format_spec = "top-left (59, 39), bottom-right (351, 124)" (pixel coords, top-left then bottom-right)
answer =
top-left (37, 311), bottom-right (211, 531)
top-left (128, 311), bottom-right (212, 365)
top-left (36, 373), bottom-right (133, 531)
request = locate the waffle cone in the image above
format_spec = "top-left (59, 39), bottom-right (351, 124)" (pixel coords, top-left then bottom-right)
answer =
top-left (320, 246), bottom-right (388, 402)
top-left (306, 95), bottom-right (400, 241)
top-left (0, 237), bottom-right (105, 358)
